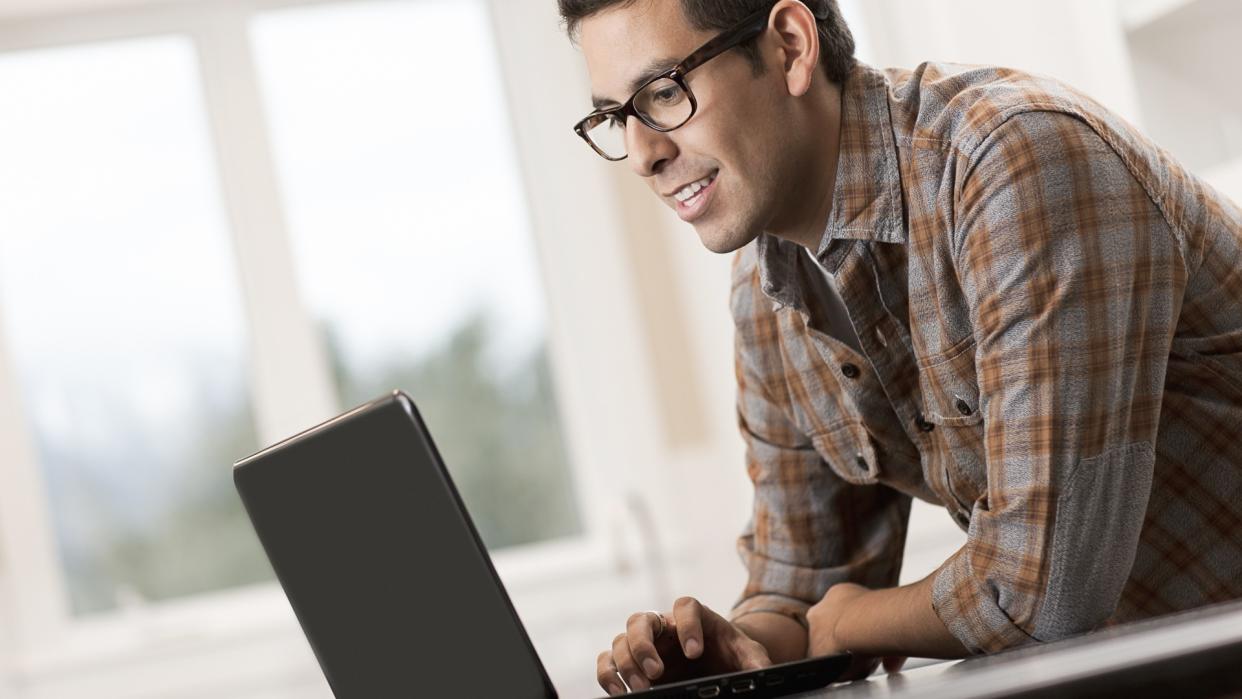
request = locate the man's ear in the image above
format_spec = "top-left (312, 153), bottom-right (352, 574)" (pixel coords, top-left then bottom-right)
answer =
top-left (768, 0), bottom-right (821, 97)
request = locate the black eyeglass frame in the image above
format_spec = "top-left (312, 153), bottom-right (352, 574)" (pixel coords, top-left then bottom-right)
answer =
top-left (573, 2), bottom-right (803, 161)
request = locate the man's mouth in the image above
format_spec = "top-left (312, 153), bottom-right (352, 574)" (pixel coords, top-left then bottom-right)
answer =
top-left (673, 172), bottom-right (716, 204)
top-left (672, 171), bottom-right (718, 221)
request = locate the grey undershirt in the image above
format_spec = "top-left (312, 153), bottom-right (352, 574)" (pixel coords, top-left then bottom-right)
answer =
top-left (813, 257), bottom-right (864, 355)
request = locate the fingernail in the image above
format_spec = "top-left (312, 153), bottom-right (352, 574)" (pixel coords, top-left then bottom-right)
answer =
top-left (685, 638), bottom-right (701, 657)
top-left (606, 684), bottom-right (624, 697)
top-left (628, 674), bottom-right (646, 690)
top-left (642, 658), bottom-right (661, 677)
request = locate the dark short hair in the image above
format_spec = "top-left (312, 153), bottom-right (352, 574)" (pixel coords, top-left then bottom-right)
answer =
top-left (557, 0), bottom-right (856, 85)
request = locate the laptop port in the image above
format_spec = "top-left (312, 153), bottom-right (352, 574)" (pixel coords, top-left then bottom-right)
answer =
top-left (696, 686), bottom-right (722, 698)
top-left (764, 675), bottom-right (785, 687)
top-left (729, 678), bottom-right (756, 693)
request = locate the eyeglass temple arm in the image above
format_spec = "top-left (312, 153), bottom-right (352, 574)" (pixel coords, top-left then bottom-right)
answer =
top-left (677, 1), bottom-right (832, 75)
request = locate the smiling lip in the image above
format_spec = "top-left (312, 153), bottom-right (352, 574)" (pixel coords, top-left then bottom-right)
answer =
top-left (673, 172), bottom-right (718, 223)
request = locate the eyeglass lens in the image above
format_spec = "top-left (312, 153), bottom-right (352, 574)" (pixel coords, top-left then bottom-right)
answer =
top-left (583, 77), bottom-right (694, 159)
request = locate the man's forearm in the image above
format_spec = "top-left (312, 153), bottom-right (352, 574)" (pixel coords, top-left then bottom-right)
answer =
top-left (733, 612), bottom-right (808, 664)
top-left (831, 575), bottom-right (967, 659)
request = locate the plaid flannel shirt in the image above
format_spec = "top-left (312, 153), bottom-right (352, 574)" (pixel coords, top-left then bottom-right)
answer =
top-left (729, 61), bottom-right (1242, 653)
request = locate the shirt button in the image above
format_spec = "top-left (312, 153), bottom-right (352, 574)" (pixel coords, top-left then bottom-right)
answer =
top-left (874, 325), bottom-right (889, 348)
top-left (955, 398), bottom-right (973, 416)
top-left (841, 363), bottom-right (860, 379)
top-left (915, 414), bottom-right (935, 432)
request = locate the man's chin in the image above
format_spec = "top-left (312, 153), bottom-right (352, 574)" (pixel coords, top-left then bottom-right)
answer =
top-left (695, 223), bottom-right (756, 255)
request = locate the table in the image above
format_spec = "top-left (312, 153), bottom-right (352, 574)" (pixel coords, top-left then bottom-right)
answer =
top-left (803, 599), bottom-right (1242, 698)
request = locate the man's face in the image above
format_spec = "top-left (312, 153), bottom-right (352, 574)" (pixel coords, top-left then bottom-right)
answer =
top-left (579, 0), bottom-right (797, 254)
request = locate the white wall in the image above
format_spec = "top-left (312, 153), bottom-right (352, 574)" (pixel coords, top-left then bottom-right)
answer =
top-left (857, 0), bottom-right (1143, 122)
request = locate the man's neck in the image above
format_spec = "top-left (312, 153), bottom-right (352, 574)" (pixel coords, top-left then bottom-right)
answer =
top-left (768, 82), bottom-right (843, 254)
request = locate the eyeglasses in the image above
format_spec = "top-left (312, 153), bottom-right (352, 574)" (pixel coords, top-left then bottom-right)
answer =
top-left (573, 2), bottom-right (779, 162)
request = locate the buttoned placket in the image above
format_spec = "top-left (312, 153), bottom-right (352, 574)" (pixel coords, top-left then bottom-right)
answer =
top-left (825, 241), bottom-right (973, 525)
top-left (752, 59), bottom-right (979, 524)
top-left (764, 242), bottom-right (887, 484)
top-left (801, 324), bottom-right (882, 483)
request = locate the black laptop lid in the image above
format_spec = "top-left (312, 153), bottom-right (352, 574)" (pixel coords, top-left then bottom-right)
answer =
top-left (234, 392), bottom-right (555, 698)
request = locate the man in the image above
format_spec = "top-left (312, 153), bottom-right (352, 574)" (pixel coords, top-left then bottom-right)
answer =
top-left (558, 0), bottom-right (1242, 695)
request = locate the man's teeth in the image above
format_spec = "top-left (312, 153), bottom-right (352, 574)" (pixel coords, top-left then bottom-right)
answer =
top-left (674, 175), bottom-right (715, 203)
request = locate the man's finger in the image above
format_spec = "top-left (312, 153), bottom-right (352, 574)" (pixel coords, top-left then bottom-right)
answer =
top-left (595, 650), bottom-right (626, 696)
top-left (612, 631), bottom-right (649, 692)
top-left (672, 597), bottom-right (705, 659)
top-left (625, 611), bottom-right (665, 681)
top-left (882, 656), bottom-right (907, 674)
top-left (733, 636), bottom-right (773, 670)
top-left (840, 654), bottom-right (881, 681)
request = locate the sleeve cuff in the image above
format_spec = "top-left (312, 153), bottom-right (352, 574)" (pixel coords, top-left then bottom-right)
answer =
top-left (931, 548), bottom-right (1037, 654)
top-left (730, 593), bottom-right (811, 630)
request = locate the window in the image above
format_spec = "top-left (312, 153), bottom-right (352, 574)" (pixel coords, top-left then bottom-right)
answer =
top-left (250, 0), bottom-right (581, 549)
top-left (0, 1), bottom-right (666, 696)
top-left (0, 36), bottom-right (269, 616)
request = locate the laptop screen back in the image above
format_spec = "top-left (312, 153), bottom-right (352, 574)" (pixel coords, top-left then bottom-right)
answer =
top-left (234, 394), bottom-right (554, 698)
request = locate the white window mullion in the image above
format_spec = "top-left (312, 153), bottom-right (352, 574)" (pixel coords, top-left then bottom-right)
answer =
top-left (192, 4), bottom-right (338, 446)
top-left (0, 304), bottom-right (72, 652)
top-left (482, 0), bottom-right (682, 556)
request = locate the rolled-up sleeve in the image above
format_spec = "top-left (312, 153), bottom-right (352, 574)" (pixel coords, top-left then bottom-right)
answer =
top-left (935, 111), bottom-right (1186, 653)
top-left (729, 262), bottom-right (911, 628)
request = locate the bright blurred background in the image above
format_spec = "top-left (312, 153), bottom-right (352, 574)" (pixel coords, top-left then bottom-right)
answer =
top-left (0, 0), bottom-right (1237, 697)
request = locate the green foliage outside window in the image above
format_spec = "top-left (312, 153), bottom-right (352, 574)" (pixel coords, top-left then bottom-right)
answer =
top-left (52, 314), bottom-right (578, 615)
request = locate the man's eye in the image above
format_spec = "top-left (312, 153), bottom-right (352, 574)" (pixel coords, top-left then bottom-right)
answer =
top-left (607, 114), bottom-right (625, 129)
top-left (652, 87), bottom-right (681, 104)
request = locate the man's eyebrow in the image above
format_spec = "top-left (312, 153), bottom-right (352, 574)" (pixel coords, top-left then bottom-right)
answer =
top-left (590, 57), bottom-right (681, 110)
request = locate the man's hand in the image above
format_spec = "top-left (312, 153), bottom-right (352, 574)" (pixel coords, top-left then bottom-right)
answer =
top-left (595, 597), bottom-right (773, 695)
top-left (807, 583), bottom-right (907, 679)
top-left (807, 574), bottom-right (968, 664)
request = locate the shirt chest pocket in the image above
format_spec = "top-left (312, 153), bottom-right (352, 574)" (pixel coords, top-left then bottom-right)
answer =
top-left (919, 339), bottom-right (984, 426)
top-left (917, 339), bottom-right (988, 507)
top-left (809, 420), bottom-right (880, 486)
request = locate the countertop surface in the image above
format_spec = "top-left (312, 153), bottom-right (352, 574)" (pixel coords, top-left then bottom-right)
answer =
top-left (796, 599), bottom-right (1242, 698)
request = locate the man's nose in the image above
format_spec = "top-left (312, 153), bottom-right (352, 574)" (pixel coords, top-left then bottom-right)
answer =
top-left (625, 116), bottom-right (676, 177)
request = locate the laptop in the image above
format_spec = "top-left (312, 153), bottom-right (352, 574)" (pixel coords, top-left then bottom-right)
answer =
top-left (233, 391), bottom-right (851, 698)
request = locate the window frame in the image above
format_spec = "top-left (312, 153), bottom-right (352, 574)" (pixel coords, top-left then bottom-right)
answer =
top-left (0, 0), bottom-right (692, 692)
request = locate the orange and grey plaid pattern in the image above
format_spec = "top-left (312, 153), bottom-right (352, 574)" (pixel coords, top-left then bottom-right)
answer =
top-left (728, 62), bottom-right (1242, 654)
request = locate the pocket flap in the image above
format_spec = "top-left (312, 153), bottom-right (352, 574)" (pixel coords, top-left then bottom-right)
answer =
top-left (810, 420), bottom-right (879, 485)
top-left (918, 340), bottom-right (983, 427)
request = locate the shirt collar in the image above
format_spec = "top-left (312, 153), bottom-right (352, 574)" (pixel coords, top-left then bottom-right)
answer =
top-left (757, 62), bottom-right (905, 309)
